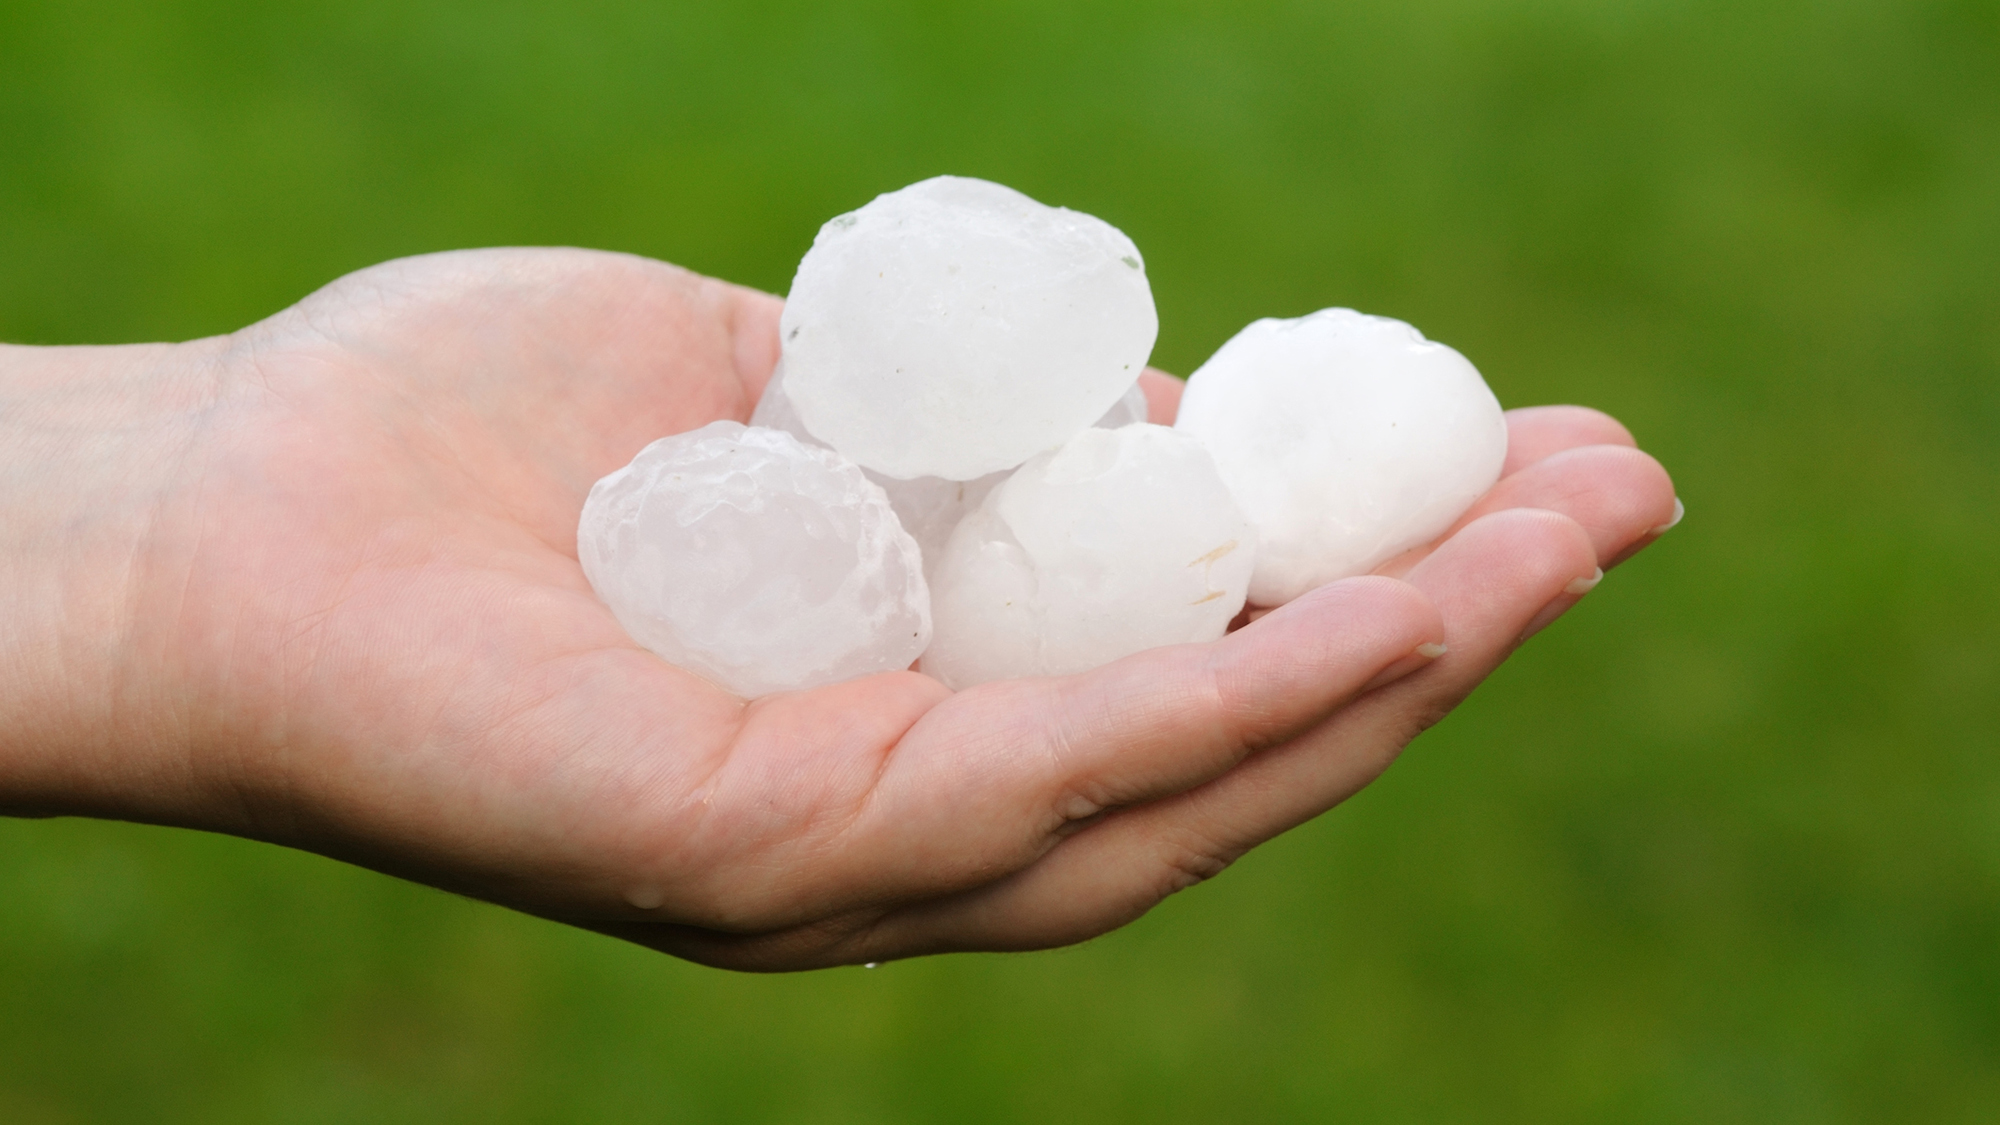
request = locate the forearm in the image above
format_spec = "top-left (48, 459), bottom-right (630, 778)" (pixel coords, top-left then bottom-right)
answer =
top-left (0, 339), bottom-right (226, 819)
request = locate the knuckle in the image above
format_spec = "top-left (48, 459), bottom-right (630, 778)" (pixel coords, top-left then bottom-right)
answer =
top-left (1406, 702), bottom-right (1452, 738)
top-left (1199, 651), bottom-right (1270, 753)
top-left (1051, 782), bottom-right (1108, 826)
top-left (1157, 830), bottom-right (1236, 894)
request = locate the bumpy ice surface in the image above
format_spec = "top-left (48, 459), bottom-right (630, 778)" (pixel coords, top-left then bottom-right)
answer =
top-left (578, 421), bottom-right (930, 697)
top-left (780, 175), bottom-right (1158, 481)
top-left (754, 363), bottom-right (1149, 576)
top-left (921, 424), bottom-right (1254, 689)
top-left (1175, 308), bottom-right (1507, 606)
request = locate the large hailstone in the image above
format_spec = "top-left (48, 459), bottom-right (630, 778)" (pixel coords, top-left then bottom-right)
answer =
top-left (1175, 309), bottom-right (1508, 606)
top-left (753, 363), bottom-right (1149, 576)
top-left (578, 421), bottom-right (930, 697)
top-left (780, 175), bottom-right (1158, 481)
top-left (921, 424), bottom-right (1254, 689)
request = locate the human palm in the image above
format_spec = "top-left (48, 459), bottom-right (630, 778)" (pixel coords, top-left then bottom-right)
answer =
top-left (9, 248), bottom-right (1675, 971)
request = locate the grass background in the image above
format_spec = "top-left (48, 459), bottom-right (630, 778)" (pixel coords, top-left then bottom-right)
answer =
top-left (2, 0), bottom-right (1996, 1120)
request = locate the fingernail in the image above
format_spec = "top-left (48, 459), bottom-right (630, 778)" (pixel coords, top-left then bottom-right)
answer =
top-left (1362, 643), bottom-right (1447, 692)
top-left (1650, 498), bottom-right (1684, 536)
top-left (1564, 567), bottom-right (1604, 596)
top-left (1519, 574), bottom-right (1599, 643)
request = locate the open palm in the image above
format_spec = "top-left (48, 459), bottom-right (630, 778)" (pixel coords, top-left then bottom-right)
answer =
top-left (110, 248), bottom-right (1674, 970)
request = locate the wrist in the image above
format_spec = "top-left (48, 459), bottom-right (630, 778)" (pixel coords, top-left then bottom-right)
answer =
top-left (0, 339), bottom-right (229, 820)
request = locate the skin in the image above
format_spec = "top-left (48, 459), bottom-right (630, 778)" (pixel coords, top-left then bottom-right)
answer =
top-left (0, 248), bottom-right (1677, 971)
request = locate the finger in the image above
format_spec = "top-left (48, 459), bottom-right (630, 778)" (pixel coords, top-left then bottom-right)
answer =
top-left (766, 577), bottom-right (1442, 915)
top-left (1460, 445), bottom-right (1673, 563)
top-left (1501, 405), bottom-right (1635, 476)
top-left (602, 575), bottom-right (1446, 970)
top-left (594, 575), bottom-right (1437, 945)
top-left (1041, 466), bottom-right (1669, 922)
top-left (716, 281), bottom-right (785, 404)
top-left (1375, 444), bottom-right (1676, 578)
top-left (1253, 405), bottom-right (1648, 599)
top-left (1139, 368), bottom-right (1184, 424)
top-left (913, 575), bottom-right (1442, 814)
top-left (853, 508), bottom-right (1600, 957)
top-left (1605, 494), bottom-right (1686, 568)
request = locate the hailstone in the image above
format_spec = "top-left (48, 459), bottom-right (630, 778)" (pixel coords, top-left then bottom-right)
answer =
top-left (753, 363), bottom-right (1149, 576)
top-left (577, 421), bottom-right (929, 697)
top-left (1174, 309), bottom-right (1507, 606)
top-left (780, 175), bottom-right (1158, 481)
top-left (921, 424), bottom-right (1254, 689)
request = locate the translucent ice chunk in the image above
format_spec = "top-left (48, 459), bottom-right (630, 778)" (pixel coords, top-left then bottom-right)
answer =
top-left (578, 421), bottom-right (930, 697)
top-left (1094, 380), bottom-right (1150, 429)
top-left (1175, 309), bottom-right (1507, 606)
top-left (753, 362), bottom-right (1001, 575)
top-left (921, 424), bottom-right (1254, 689)
top-left (873, 472), bottom-right (1004, 579)
top-left (746, 358), bottom-right (816, 443)
top-left (781, 176), bottom-right (1158, 481)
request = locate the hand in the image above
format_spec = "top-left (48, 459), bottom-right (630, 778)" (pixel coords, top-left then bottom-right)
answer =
top-left (0, 249), bottom-right (1677, 970)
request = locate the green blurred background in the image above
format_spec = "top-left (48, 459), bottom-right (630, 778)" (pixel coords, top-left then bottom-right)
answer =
top-left (3, 0), bottom-right (1996, 1120)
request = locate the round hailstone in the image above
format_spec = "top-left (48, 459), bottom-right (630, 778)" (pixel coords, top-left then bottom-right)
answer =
top-left (753, 363), bottom-right (1146, 577)
top-left (1174, 308), bottom-right (1508, 607)
top-left (781, 175), bottom-right (1158, 481)
top-left (578, 421), bottom-right (929, 698)
top-left (921, 424), bottom-right (1254, 690)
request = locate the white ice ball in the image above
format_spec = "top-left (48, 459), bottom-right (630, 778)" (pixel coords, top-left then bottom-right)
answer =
top-left (1175, 309), bottom-right (1508, 606)
top-left (921, 424), bottom-right (1254, 689)
top-left (578, 421), bottom-right (930, 697)
top-left (753, 362), bottom-right (1145, 578)
top-left (780, 175), bottom-right (1158, 481)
